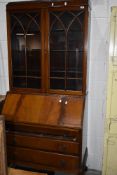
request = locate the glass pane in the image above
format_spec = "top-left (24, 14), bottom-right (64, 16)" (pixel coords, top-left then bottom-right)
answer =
top-left (26, 13), bottom-right (41, 89)
top-left (50, 31), bottom-right (65, 50)
top-left (11, 15), bottom-right (26, 87)
top-left (67, 51), bottom-right (83, 78)
top-left (12, 34), bottom-right (26, 77)
top-left (13, 77), bottom-right (26, 88)
top-left (60, 12), bottom-right (73, 28)
top-left (50, 16), bottom-right (66, 50)
top-left (10, 12), bottom-right (41, 89)
top-left (50, 12), bottom-right (66, 90)
top-left (26, 34), bottom-right (41, 77)
top-left (66, 79), bottom-right (82, 91)
top-left (67, 11), bottom-right (84, 51)
top-left (49, 10), bottom-right (85, 91)
top-left (50, 79), bottom-right (65, 90)
top-left (50, 51), bottom-right (65, 77)
top-left (68, 31), bottom-right (83, 51)
top-left (27, 14), bottom-right (40, 34)
top-left (27, 78), bottom-right (41, 88)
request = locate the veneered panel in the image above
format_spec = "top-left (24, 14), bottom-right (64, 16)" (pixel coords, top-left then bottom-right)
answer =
top-left (61, 97), bottom-right (84, 127)
top-left (2, 93), bottom-right (21, 120)
top-left (2, 93), bottom-right (84, 128)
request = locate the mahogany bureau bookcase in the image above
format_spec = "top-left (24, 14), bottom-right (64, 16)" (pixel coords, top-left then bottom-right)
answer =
top-left (2, 0), bottom-right (88, 174)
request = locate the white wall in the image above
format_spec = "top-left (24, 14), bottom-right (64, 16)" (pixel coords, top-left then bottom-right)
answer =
top-left (87, 0), bottom-right (109, 170)
top-left (0, 0), bottom-right (117, 171)
top-left (0, 1), bottom-right (9, 94)
top-left (86, 0), bottom-right (117, 171)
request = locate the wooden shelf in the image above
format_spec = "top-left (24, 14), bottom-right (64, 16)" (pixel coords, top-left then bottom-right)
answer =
top-left (49, 77), bottom-right (82, 80)
top-left (13, 75), bottom-right (41, 78)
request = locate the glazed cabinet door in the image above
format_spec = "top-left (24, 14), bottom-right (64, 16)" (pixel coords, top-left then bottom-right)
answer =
top-left (8, 11), bottom-right (42, 91)
top-left (48, 7), bottom-right (87, 95)
top-left (7, 4), bottom-right (88, 95)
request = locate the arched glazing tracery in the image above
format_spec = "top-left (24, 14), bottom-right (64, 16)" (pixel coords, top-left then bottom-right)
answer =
top-left (49, 10), bottom-right (85, 91)
top-left (11, 12), bottom-right (41, 89)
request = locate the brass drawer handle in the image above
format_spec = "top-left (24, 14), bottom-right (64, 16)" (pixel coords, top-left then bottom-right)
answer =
top-left (80, 6), bottom-right (85, 9)
top-left (64, 2), bottom-right (68, 6)
top-left (51, 1), bottom-right (68, 7)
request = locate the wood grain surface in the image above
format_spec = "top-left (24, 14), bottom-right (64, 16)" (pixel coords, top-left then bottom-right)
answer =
top-left (2, 93), bottom-right (84, 128)
top-left (8, 168), bottom-right (47, 175)
top-left (0, 115), bottom-right (7, 175)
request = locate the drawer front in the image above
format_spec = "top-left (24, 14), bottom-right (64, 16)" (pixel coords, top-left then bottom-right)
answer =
top-left (6, 122), bottom-right (81, 140)
top-left (6, 133), bottom-right (80, 155)
top-left (8, 146), bottom-right (80, 172)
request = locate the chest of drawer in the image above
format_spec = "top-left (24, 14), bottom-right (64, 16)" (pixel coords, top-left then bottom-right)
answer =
top-left (6, 132), bottom-right (81, 155)
top-left (8, 146), bottom-right (80, 172)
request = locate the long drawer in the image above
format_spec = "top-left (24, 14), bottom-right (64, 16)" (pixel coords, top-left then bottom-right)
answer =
top-left (6, 122), bottom-right (81, 140)
top-left (8, 146), bottom-right (80, 172)
top-left (6, 132), bottom-right (80, 155)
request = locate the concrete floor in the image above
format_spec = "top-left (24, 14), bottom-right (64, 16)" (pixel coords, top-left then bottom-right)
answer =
top-left (84, 170), bottom-right (101, 175)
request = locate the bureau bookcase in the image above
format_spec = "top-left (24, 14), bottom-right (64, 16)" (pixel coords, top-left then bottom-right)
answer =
top-left (2, 0), bottom-right (88, 174)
